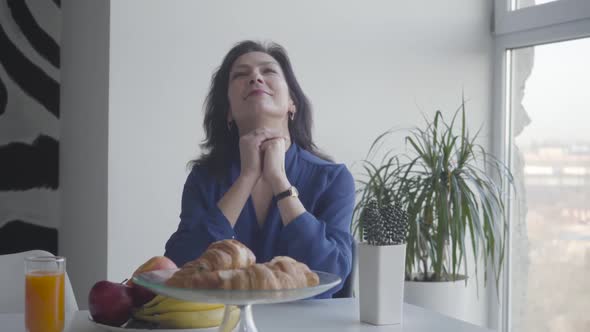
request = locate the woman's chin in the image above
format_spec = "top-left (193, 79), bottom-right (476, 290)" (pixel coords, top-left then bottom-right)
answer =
top-left (243, 108), bottom-right (287, 122)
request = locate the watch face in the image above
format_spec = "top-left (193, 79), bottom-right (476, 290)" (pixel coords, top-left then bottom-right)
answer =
top-left (292, 186), bottom-right (299, 196)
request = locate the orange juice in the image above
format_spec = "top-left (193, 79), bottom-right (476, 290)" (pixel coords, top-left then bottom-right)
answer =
top-left (25, 271), bottom-right (65, 332)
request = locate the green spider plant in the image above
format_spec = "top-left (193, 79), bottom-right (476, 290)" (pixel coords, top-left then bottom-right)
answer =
top-left (353, 99), bottom-right (513, 289)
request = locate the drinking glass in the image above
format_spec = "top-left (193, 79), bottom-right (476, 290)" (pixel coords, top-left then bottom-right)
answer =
top-left (25, 256), bottom-right (65, 332)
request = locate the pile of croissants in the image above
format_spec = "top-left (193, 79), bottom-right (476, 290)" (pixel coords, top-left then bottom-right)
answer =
top-left (166, 239), bottom-right (319, 290)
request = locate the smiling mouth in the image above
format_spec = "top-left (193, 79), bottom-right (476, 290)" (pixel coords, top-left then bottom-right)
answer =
top-left (245, 90), bottom-right (270, 99)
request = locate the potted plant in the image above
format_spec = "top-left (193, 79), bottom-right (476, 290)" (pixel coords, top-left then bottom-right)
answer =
top-left (357, 199), bottom-right (408, 325)
top-left (353, 99), bottom-right (513, 320)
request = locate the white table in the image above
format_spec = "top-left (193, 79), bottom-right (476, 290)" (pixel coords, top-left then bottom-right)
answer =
top-left (1, 298), bottom-right (492, 331)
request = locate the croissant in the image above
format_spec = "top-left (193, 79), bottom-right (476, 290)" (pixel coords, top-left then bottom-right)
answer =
top-left (183, 239), bottom-right (256, 272)
top-left (167, 256), bottom-right (320, 290)
top-left (166, 239), bottom-right (255, 284)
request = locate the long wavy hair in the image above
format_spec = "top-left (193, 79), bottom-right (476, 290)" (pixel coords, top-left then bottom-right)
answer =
top-left (192, 40), bottom-right (330, 177)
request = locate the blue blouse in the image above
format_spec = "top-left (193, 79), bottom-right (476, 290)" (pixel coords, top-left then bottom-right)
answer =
top-left (164, 143), bottom-right (355, 298)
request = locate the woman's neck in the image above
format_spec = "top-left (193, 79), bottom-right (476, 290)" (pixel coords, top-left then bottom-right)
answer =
top-left (239, 119), bottom-right (291, 143)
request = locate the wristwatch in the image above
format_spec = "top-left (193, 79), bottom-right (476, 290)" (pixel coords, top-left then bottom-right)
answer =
top-left (276, 186), bottom-right (299, 201)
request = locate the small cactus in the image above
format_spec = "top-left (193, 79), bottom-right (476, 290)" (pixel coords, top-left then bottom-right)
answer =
top-left (362, 199), bottom-right (408, 245)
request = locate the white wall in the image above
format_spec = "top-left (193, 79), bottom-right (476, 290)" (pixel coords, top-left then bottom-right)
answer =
top-left (62, 0), bottom-right (493, 323)
top-left (60, 0), bottom-right (110, 308)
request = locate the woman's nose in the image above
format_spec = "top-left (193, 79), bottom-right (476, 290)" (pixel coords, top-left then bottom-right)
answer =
top-left (249, 72), bottom-right (264, 85)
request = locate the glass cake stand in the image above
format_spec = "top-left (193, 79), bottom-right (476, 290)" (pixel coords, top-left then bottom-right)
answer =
top-left (132, 269), bottom-right (341, 332)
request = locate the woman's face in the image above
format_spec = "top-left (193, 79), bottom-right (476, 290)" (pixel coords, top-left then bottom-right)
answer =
top-left (227, 52), bottom-right (292, 128)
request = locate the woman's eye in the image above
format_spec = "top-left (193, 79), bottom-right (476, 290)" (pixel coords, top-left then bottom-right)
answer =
top-left (231, 72), bottom-right (246, 79)
top-left (263, 68), bottom-right (277, 74)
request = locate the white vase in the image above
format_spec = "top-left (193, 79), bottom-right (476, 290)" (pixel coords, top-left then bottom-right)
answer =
top-left (358, 242), bottom-right (406, 325)
top-left (404, 275), bottom-right (470, 322)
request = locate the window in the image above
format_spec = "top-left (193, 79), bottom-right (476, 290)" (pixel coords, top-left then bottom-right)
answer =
top-left (510, 38), bottom-right (590, 332)
top-left (514, 0), bottom-right (559, 10)
top-left (492, 1), bottom-right (590, 331)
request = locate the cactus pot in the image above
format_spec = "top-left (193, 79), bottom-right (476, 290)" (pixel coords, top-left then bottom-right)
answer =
top-left (358, 242), bottom-right (406, 325)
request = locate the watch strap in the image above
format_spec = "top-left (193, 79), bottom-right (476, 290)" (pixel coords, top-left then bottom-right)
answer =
top-left (276, 186), bottom-right (298, 201)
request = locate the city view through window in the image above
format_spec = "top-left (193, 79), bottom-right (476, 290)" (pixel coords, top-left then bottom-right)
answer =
top-left (510, 38), bottom-right (590, 332)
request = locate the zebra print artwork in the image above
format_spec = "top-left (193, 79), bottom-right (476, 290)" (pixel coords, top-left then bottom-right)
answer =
top-left (0, 0), bottom-right (61, 255)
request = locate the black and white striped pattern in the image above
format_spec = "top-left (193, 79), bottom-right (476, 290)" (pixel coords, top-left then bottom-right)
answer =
top-left (0, 0), bottom-right (61, 254)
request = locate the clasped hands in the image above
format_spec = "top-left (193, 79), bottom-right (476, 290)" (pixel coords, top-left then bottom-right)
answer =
top-left (239, 128), bottom-right (291, 194)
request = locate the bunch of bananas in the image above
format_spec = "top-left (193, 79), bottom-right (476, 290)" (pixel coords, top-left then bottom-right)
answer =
top-left (133, 295), bottom-right (240, 331)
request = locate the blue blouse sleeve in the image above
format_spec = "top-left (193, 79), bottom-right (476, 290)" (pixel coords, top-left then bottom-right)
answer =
top-left (164, 167), bottom-right (235, 266)
top-left (277, 165), bottom-right (355, 298)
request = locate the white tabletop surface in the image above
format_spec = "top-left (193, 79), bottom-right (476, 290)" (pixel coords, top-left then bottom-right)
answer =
top-left (0, 298), bottom-right (492, 332)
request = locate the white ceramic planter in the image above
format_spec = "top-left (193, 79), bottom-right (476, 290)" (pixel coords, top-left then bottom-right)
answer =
top-left (358, 242), bottom-right (406, 326)
top-left (404, 275), bottom-right (469, 322)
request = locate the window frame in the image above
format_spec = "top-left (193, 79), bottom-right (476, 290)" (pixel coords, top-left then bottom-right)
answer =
top-left (491, 1), bottom-right (590, 331)
top-left (495, 0), bottom-right (590, 35)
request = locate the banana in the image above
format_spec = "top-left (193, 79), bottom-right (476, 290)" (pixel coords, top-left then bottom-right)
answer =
top-left (135, 296), bottom-right (224, 316)
top-left (219, 306), bottom-right (241, 332)
top-left (141, 295), bottom-right (167, 308)
top-left (216, 306), bottom-right (241, 332)
top-left (133, 306), bottom-right (240, 329)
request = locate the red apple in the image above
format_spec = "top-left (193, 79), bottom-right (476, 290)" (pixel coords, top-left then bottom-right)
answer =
top-left (88, 280), bottom-right (133, 327)
top-left (130, 285), bottom-right (155, 308)
top-left (127, 256), bottom-right (177, 307)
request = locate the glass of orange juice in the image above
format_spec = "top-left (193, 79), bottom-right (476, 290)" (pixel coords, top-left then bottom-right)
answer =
top-left (25, 256), bottom-right (65, 332)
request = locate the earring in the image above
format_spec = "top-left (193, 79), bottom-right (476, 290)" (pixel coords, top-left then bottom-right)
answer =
top-left (288, 109), bottom-right (296, 121)
top-left (227, 121), bottom-right (233, 131)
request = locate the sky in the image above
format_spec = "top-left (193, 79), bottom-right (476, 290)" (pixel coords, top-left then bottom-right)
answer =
top-left (515, 37), bottom-right (590, 146)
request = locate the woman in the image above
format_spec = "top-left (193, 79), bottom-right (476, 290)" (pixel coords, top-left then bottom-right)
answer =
top-left (164, 40), bottom-right (354, 298)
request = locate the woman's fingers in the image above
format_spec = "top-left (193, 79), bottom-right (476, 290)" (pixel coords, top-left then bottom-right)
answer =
top-left (260, 137), bottom-right (285, 151)
top-left (246, 128), bottom-right (285, 148)
top-left (239, 129), bottom-right (282, 179)
top-left (260, 137), bottom-right (290, 151)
